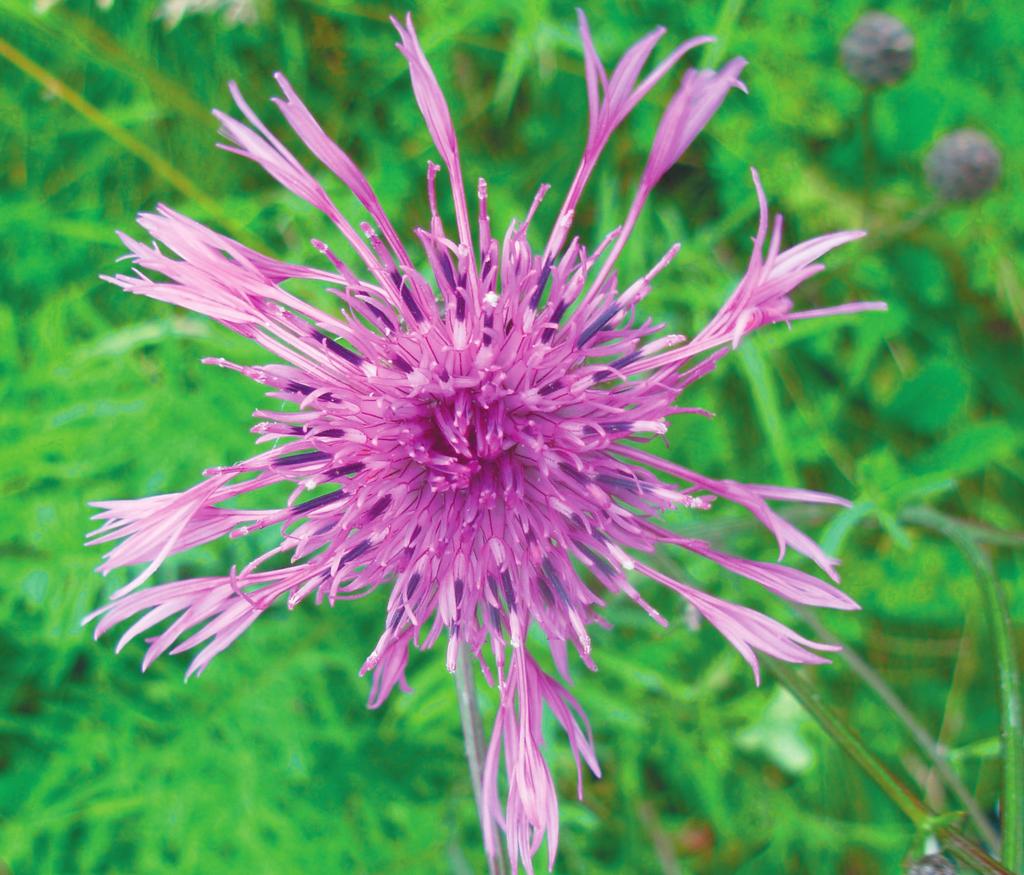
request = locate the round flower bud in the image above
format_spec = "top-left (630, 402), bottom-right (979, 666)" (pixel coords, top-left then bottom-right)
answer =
top-left (841, 11), bottom-right (915, 87)
top-left (925, 129), bottom-right (1001, 201)
top-left (907, 854), bottom-right (956, 875)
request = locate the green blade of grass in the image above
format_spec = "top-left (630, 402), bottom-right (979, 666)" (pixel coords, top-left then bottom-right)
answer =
top-left (791, 603), bottom-right (1001, 851)
top-left (904, 506), bottom-right (1024, 872)
top-left (770, 662), bottom-right (1012, 875)
top-left (702, 0), bottom-right (748, 68)
top-left (738, 339), bottom-right (798, 485)
top-left (3, 3), bottom-right (210, 123)
top-left (0, 35), bottom-right (260, 249)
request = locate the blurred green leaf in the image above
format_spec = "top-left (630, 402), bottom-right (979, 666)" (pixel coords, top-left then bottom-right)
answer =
top-left (886, 359), bottom-right (968, 434)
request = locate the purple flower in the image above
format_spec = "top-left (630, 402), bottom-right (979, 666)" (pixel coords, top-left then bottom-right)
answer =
top-left (86, 13), bottom-right (883, 872)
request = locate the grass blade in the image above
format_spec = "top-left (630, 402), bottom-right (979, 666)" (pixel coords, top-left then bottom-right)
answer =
top-left (771, 662), bottom-right (1012, 875)
top-left (904, 506), bottom-right (1024, 872)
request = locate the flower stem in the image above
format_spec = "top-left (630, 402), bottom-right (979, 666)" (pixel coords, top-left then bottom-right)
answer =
top-left (770, 662), bottom-right (1012, 875)
top-left (859, 90), bottom-right (876, 226)
top-left (904, 506), bottom-right (1024, 872)
top-left (979, 567), bottom-right (1024, 873)
top-left (455, 644), bottom-right (508, 875)
top-left (0, 35), bottom-right (260, 249)
top-left (791, 603), bottom-right (1000, 851)
top-left (772, 662), bottom-right (927, 822)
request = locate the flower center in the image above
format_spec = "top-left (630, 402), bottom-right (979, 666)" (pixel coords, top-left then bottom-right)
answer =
top-left (411, 387), bottom-right (518, 493)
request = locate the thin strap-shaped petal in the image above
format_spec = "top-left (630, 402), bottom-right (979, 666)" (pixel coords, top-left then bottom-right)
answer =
top-left (636, 561), bottom-right (839, 684)
top-left (585, 57), bottom-right (747, 296)
top-left (271, 72), bottom-right (413, 269)
top-left (545, 14), bottom-right (711, 261)
top-left (391, 14), bottom-right (477, 281)
top-left (215, 83), bottom-right (383, 276)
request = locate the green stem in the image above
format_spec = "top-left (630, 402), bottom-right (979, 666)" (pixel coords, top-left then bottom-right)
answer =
top-left (702, 0), bottom-right (748, 68)
top-left (455, 645), bottom-right (508, 875)
top-left (792, 604), bottom-right (1000, 851)
top-left (982, 571), bottom-right (1024, 873)
top-left (904, 507), bottom-right (1024, 872)
top-left (854, 202), bottom-right (943, 256)
top-left (0, 36), bottom-right (261, 249)
top-left (7, 4), bottom-right (210, 123)
top-left (860, 88), bottom-right (876, 226)
top-left (859, 90), bottom-right (876, 226)
top-left (772, 662), bottom-right (927, 823)
top-left (738, 341), bottom-right (797, 485)
top-left (770, 662), bottom-right (1011, 875)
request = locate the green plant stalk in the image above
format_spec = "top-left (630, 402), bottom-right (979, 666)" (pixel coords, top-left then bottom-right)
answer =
top-left (0, 35), bottom-right (260, 249)
top-left (702, 0), bottom-right (748, 68)
top-left (5, 4), bottom-right (210, 123)
top-left (901, 507), bottom-right (1024, 550)
top-left (904, 507), bottom-right (1024, 872)
top-left (792, 604), bottom-right (1000, 851)
top-left (455, 645), bottom-right (509, 875)
top-left (770, 662), bottom-right (1012, 875)
top-left (738, 341), bottom-right (798, 485)
top-left (859, 89), bottom-right (876, 226)
top-left (982, 569), bottom-right (1024, 873)
top-left (771, 662), bottom-right (927, 822)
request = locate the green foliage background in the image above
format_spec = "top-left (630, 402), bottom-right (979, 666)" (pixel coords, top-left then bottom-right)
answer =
top-left (1, 1), bottom-right (1022, 873)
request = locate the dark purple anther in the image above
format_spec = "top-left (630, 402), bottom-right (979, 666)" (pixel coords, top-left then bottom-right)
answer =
top-left (557, 462), bottom-right (589, 484)
top-left (325, 462), bottom-right (364, 478)
top-left (541, 557), bottom-right (570, 603)
top-left (365, 494), bottom-right (392, 520)
top-left (576, 304), bottom-right (619, 348)
top-left (580, 544), bottom-right (615, 576)
top-left (529, 257), bottom-right (554, 310)
top-left (315, 331), bottom-right (363, 366)
top-left (597, 473), bottom-right (641, 493)
top-left (274, 451), bottom-right (330, 467)
top-left (541, 300), bottom-right (570, 343)
top-left (401, 284), bottom-right (425, 323)
top-left (367, 304), bottom-right (396, 331)
top-left (609, 350), bottom-right (641, 370)
top-left (293, 491), bottom-right (345, 514)
top-left (500, 570), bottom-right (516, 609)
top-left (340, 539), bottom-right (370, 565)
top-left (439, 251), bottom-right (457, 290)
top-left (538, 380), bottom-right (561, 396)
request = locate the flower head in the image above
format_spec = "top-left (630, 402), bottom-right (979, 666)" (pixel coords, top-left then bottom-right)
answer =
top-left (87, 13), bottom-right (882, 872)
top-left (924, 128), bottom-right (1001, 202)
top-left (840, 11), bottom-right (915, 88)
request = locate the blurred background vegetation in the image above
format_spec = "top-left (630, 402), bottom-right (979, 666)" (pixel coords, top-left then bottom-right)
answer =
top-left (1, 1), bottom-right (1021, 873)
